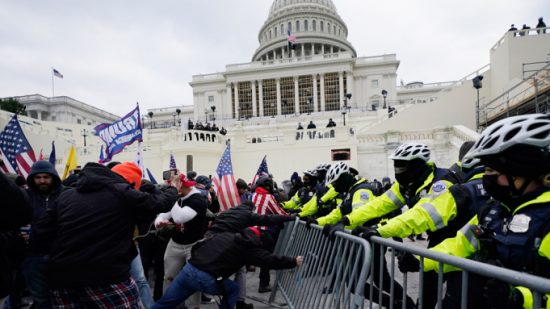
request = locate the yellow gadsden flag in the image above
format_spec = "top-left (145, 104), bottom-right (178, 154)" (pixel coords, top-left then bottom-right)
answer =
top-left (62, 145), bottom-right (78, 180)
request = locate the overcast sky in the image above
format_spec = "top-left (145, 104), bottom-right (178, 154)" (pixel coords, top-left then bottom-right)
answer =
top-left (1, 0), bottom-right (548, 116)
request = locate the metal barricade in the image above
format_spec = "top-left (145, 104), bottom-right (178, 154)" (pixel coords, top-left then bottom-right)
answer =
top-left (269, 219), bottom-right (372, 309)
top-left (368, 236), bottom-right (550, 309)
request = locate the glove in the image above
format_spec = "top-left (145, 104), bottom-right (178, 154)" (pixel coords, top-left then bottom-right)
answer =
top-left (351, 226), bottom-right (380, 240)
top-left (139, 183), bottom-right (157, 193)
top-left (397, 252), bottom-right (420, 273)
top-left (305, 217), bottom-right (317, 230)
top-left (322, 221), bottom-right (345, 240)
top-left (287, 209), bottom-right (301, 215)
top-left (483, 279), bottom-right (523, 309)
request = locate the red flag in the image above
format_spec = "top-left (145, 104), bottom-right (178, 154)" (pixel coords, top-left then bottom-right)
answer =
top-left (213, 144), bottom-right (241, 211)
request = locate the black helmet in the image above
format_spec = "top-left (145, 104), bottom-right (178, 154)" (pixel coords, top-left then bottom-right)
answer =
top-left (195, 175), bottom-right (212, 189)
top-left (255, 175), bottom-right (274, 193)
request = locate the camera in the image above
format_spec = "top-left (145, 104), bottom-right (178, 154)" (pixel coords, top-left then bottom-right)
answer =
top-left (162, 169), bottom-right (179, 180)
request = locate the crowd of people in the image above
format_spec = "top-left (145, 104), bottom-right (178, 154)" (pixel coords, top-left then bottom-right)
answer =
top-left (187, 120), bottom-right (227, 136)
top-left (1, 113), bottom-right (550, 309)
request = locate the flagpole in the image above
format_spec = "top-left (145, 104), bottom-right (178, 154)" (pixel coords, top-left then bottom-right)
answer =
top-left (51, 67), bottom-right (55, 97)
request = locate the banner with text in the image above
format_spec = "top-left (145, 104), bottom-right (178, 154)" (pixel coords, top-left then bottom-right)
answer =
top-left (94, 106), bottom-right (142, 163)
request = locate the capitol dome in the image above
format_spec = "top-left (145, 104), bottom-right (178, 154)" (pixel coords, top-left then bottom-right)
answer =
top-left (252, 0), bottom-right (356, 61)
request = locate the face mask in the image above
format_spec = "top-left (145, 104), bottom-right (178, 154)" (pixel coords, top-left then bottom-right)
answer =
top-left (482, 174), bottom-right (517, 207)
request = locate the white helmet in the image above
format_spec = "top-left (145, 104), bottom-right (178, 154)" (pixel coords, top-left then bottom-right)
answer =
top-left (389, 143), bottom-right (431, 162)
top-left (464, 114), bottom-right (550, 160)
top-left (303, 169), bottom-right (317, 178)
top-left (460, 157), bottom-right (481, 169)
top-left (326, 162), bottom-right (350, 185)
top-left (315, 163), bottom-right (331, 173)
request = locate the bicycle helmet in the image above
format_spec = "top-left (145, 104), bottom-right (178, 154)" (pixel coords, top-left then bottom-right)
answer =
top-left (464, 114), bottom-right (550, 160)
top-left (389, 143), bottom-right (431, 162)
top-left (315, 163), bottom-right (331, 173)
top-left (303, 169), bottom-right (317, 178)
top-left (325, 162), bottom-right (350, 185)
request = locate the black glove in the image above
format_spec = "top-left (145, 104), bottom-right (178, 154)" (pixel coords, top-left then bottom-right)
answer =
top-left (483, 279), bottom-right (523, 309)
top-left (322, 221), bottom-right (345, 240)
top-left (351, 226), bottom-right (380, 240)
top-left (139, 183), bottom-right (157, 193)
top-left (287, 209), bottom-right (301, 215)
top-left (397, 252), bottom-right (420, 273)
top-left (305, 217), bottom-right (317, 230)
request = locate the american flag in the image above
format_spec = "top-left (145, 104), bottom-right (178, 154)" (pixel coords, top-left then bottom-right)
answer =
top-left (0, 114), bottom-right (36, 177)
top-left (252, 188), bottom-right (288, 230)
top-left (169, 153), bottom-right (177, 169)
top-left (287, 30), bottom-right (297, 43)
top-left (53, 68), bottom-right (63, 79)
top-left (212, 144), bottom-right (241, 211)
top-left (251, 155), bottom-right (269, 186)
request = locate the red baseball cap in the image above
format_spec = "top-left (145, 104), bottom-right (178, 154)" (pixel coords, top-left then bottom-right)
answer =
top-left (178, 173), bottom-right (196, 188)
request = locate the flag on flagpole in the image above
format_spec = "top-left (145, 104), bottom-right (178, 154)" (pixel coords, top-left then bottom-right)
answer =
top-left (146, 168), bottom-right (158, 185)
top-left (53, 68), bottom-right (64, 79)
top-left (169, 153), bottom-right (177, 169)
top-left (48, 141), bottom-right (56, 166)
top-left (212, 144), bottom-right (241, 212)
top-left (94, 105), bottom-right (142, 163)
top-left (0, 114), bottom-right (36, 177)
top-left (39, 149), bottom-right (44, 160)
top-left (251, 155), bottom-right (269, 186)
top-left (99, 145), bottom-right (105, 163)
top-left (62, 145), bottom-right (78, 180)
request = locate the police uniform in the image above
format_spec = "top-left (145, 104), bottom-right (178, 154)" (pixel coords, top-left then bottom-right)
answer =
top-left (298, 184), bottom-right (340, 218)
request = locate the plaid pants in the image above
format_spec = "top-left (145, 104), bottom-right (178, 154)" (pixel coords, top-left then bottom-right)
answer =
top-left (51, 278), bottom-right (140, 309)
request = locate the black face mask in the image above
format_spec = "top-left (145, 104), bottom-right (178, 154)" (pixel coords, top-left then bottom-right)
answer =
top-left (333, 173), bottom-right (355, 193)
top-left (394, 160), bottom-right (430, 190)
top-left (482, 174), bottom-right (531, 208)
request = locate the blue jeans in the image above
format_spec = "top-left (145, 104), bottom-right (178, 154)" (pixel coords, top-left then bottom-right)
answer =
top-left (152, 263), bottom-right (239, 309)
top-left (22, 256), bottom-right (51, 309)
top-left (130, 254), bottom-right (154, 309)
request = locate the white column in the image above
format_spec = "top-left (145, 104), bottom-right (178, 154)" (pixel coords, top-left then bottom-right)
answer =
top-left (321, 44), bottom-right (325, 54)
top-left (346, 72), bottom-right (354, 106)
top-left (37, 111), bottom-right (43, 120)
top-left (312, 74), bottom-right (318, 112)
top-left (251, 81), bottom-right (257, 117)
top-left (259, 81), bottom-right (264, 117)
top-left (339, 72), bottom-right (345, 108)
top-left (276, 78), bottom-right (282, 115)
top-left (294, 77), bottom-right (300, 114)
top-left (234, 83), bottom-right (240, 119)
top-left (226, 85), bottom-right (232, 120)
top-left (301, 44), bottom-right (305, 57)
top-left (320, 74), bottom-right (326, 111)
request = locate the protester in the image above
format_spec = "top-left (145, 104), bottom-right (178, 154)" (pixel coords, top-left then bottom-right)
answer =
top-left (0, 171), bottom-right (32, 308)
top-left (536, 17), bottom-right (546, 33)
top-left (326, 118), bottom-right (336, 128)
top-left (32, 162), bottom-right (178, 308)
top-left (155, 173), bottom-right (208, 309)
top-left (23, 160), bottom-right (65, 309)
top-left (152, 227), bottom-right (302, 309)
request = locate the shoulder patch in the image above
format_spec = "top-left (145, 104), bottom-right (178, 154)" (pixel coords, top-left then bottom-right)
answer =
top-left (360, 191), bottom-right (370, 201)
top-left (431, 182), bottom-right (448, 197)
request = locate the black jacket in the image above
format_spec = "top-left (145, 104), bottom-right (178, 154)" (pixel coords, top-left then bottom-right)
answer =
top-left (25, 161), bottom-right (65, 254)
top-left (206, 203), bottom-right (289, 236)
top-left (190, 230), bottom-right (296, 278)
top-left (33, 163), bottom-right (179, 288)
top-left (0, 172), bottom-right (32, 298)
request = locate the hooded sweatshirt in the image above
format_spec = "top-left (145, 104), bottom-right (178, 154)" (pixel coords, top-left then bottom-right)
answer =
top-left (32, 162), bottom-right (178, 288)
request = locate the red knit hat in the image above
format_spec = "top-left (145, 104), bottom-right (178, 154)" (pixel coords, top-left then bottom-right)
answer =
top-left (248, 227), bottom-right (261, 238)
top-left (112, 162), bottom-right (142, 189)
top-left (178, 173), bottom-right (196, 188)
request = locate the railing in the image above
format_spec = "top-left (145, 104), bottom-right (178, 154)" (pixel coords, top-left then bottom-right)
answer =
top-left (270, 219), bottom-right (372, 309)
top-left (481, 62), bottom-right (550, 126)
top-left (491, 27), bottom-right (550, 51)
top-left (271, 219), bottom-right (550, 308)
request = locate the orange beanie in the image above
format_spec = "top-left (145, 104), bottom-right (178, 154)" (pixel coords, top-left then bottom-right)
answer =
top-left (112, 162), bottom-right (142, 189)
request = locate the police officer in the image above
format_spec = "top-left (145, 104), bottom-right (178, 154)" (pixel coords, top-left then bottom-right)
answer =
top-left (298, 164), bottom-right (341, 219)
top-left (325, 142), bottom-right (458, 308)
top-left (281, 169), bottom-right (318, 212)
top-left (422, 114), bottom-right (550, 309)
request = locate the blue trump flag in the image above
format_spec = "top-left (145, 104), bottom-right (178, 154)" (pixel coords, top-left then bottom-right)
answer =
top-left (48, 141), bottom-right (56, 165)
top-left (94, 105), bottom-right (142, 163)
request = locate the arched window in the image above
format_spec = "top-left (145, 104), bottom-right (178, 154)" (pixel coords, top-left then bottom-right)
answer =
top-left (296, 20), bottom-right (300, 32)
top-left (275, 27), bottom-right (278, 37)
top-left (313, 20), bottom-right (317, 31)
top-left (269, 30), bottom-right (272, 39)
top-left (281, 24), bottom-right (284, 35)
top-left (304, 20), bottom-right (308, 31)
top-left (327, 23), bottom-right (330, 33)
top-left (320, 21), bottom-right (324, 32)
top-left (288, 22), bottom-right (292, 32)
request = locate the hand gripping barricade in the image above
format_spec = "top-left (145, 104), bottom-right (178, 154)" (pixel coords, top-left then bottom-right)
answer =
top-left (269, 217), bottom-right (372, 309)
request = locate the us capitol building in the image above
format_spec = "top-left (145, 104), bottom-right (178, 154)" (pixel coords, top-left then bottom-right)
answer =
top-left (2, 0), bottom-right (549, 182)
